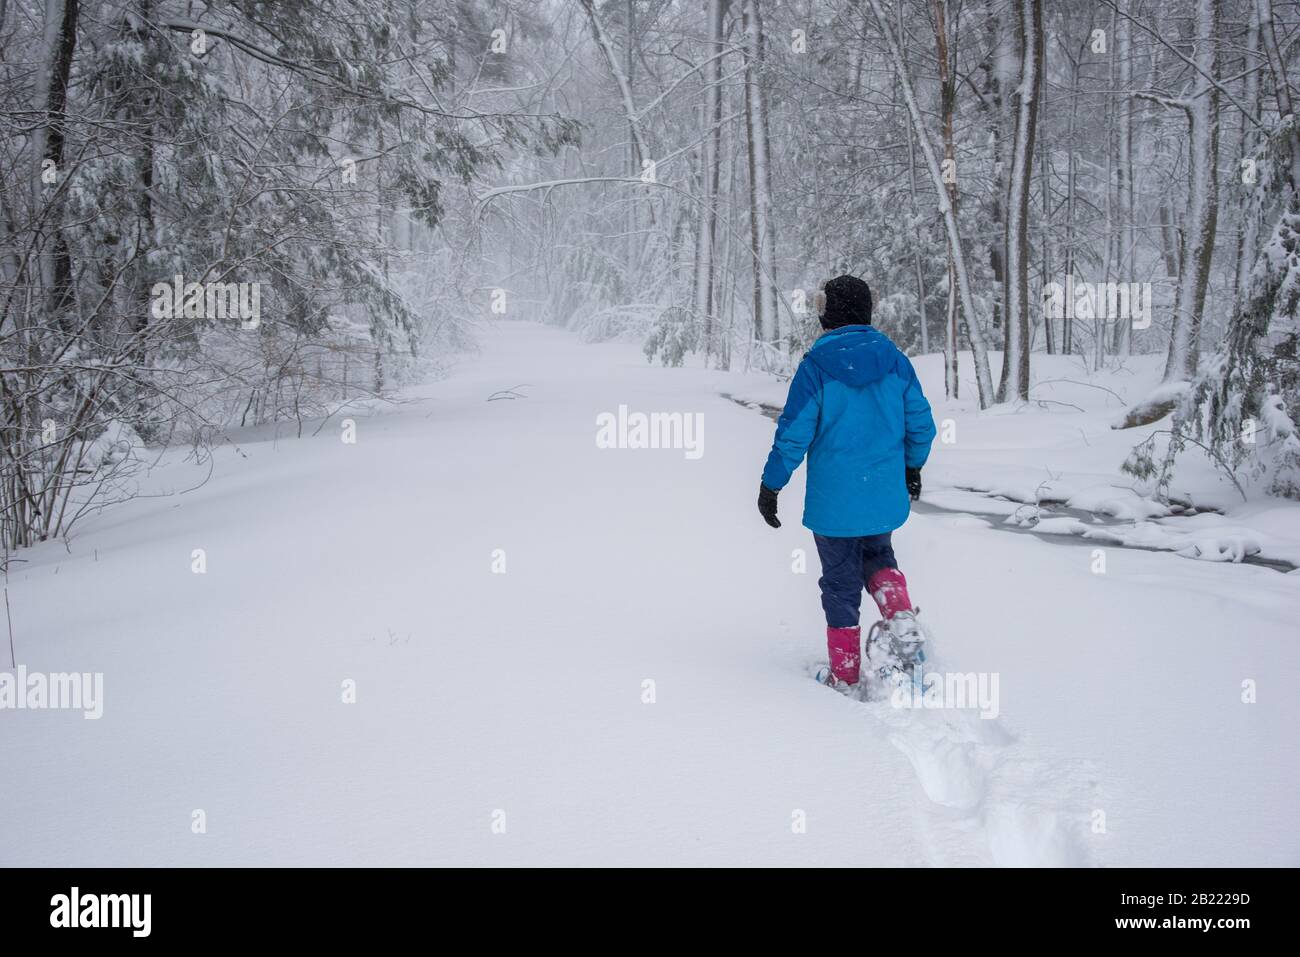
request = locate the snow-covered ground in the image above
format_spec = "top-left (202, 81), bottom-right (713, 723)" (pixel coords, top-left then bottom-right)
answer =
top-left (2, 321), bottom-right (1297, 866)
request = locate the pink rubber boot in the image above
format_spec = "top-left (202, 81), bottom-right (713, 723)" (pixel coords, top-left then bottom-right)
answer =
top-left (867, 568), bottom-right (913, 619)
top-left (827, 626), bottom-right (862, 684)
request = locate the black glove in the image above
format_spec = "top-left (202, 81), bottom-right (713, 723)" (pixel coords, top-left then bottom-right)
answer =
top-left (905, 467), bottom-right (922, 501)
top-left (757, 483), bottom-right (781, 528)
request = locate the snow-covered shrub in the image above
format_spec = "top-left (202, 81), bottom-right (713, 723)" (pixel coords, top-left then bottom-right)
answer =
top-left (643, 306), bottom-right (699, 366)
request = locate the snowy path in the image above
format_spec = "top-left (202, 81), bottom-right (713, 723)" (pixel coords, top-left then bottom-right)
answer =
top-left (3, 321), bottom-right (1298, 866)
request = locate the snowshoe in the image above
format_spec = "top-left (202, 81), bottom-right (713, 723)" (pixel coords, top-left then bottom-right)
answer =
top-left (811, 662), bottom-right (870, 699)
top-left (813, 664), bottom-right (856, 695)
top-left (866, 610), bottom-right (931, 696)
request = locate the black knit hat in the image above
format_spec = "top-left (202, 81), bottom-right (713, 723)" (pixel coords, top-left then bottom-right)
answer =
top-left (817, 275), bottom-right (873, 330)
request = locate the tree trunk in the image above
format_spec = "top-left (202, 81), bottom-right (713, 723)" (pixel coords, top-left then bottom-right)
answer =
top-left (1158, 203), bottom-right (1181, 277)
top-left (742, 0), bottom-right (779, 347)
top-left (1113, 3), bottom-right (1136, 356)
top-left (934, 0), bottom-right (965, 399)
top-left (868, 0), bottom-right (995, 407)
top-left (1039, 89), bottom-right (1055, 355)
top-left (997, 0), bottom-right (1040, 402)
top-left (1096, 4), bottom-right (1117, 372)
top-left (1233, 2), bottom-right (1262, 313)
top-left (579, 0), bottom-right (651, 280)
top-left (1063, 43), bottom-right (1081, 355)
top-left (696, 0), bottom-right (727, 364)
top-left (36, 0), bottom-right (79, 329)
top-left (900, 0), bottom-right (929, 355)
top-left (984, 0), bottom-right (1008, 341)
top-left (1163, 0), bottom-right (1220, 382)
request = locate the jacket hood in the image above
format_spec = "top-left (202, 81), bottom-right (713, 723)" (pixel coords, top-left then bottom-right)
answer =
top-left (806, 325), bottom-right (902, 387)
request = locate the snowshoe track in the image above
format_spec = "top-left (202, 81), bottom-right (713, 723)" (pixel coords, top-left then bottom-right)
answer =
top-left (808, 657), bottom-right (1097, 866)
top-left (875, 700), bottom-right (1097, 866)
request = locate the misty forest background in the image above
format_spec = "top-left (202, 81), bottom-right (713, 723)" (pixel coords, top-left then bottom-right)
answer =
top-left (2, 0), bottom-right (1299, 556)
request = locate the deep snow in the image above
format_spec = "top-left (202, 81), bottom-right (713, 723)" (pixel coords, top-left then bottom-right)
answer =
top-left (2, 321), bottom-right (1297, 866)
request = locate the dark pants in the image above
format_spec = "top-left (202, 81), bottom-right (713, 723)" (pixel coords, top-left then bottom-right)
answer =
top-left (813, 532), bottom-right (898, 628)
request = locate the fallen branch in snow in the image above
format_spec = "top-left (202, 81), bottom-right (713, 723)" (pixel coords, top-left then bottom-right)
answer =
top-left (1112, 381), bottom-right (1191, 429)
top-left (1032, 378), bottom-right (1128, 404)
top-left (487, 385), bottom-right (531, 401)
top-left (1034, 399), bottom-right (1087, 413)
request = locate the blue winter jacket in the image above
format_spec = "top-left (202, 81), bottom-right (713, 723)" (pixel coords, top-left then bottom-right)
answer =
top-left (761, 325), bottom-right (936, 537)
